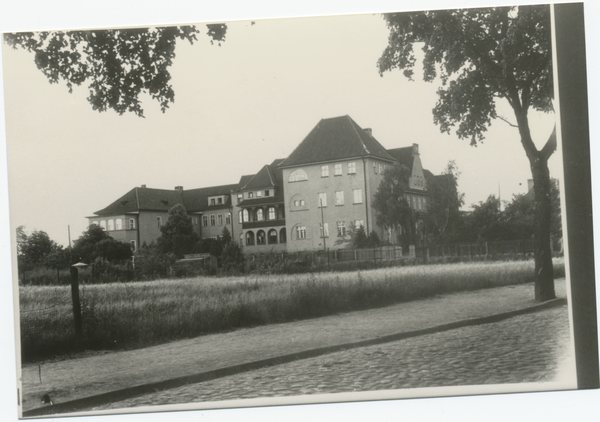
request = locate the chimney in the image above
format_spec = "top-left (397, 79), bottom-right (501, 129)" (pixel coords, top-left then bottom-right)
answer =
top-left (175, 186), bottom-right (183, 192)
top-left (412, 143), bottom-right (420, 155)
top-left (141, 184), bottom-right (146, 188)
top-left (364, 128), bottom-right (372, 136)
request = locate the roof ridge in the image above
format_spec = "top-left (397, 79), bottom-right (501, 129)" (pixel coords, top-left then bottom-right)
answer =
top-left (347, 115), bottom-right (370, 155)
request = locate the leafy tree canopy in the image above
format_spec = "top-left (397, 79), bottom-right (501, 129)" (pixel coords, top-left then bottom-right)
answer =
top-left (72, 224), bottom-right (132, 263)
top-left (425, 161), bottom-right (464, 243)
top-left (157, 204), bottom-right (199, 258)
top-left (378, 6), bottom-right (553, 149)
top-left (4, 23), bottom-right (227, 117)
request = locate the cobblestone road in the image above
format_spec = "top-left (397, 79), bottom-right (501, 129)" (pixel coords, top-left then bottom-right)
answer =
top-left (95, 305), bottom-right (572, 411)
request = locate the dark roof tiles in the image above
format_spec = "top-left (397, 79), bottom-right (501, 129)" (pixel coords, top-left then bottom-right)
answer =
top-left (279, 115), bottom-right (395, 168)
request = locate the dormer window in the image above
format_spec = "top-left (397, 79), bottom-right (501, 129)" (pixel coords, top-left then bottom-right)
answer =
top-left (257, 191), bottom-right (262, 197)
top-left (248, 192), bottom-right (254, 199)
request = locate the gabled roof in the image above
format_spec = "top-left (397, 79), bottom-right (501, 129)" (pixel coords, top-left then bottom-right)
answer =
top-left (93, 183), bottom-right (239, 217)
top-left (94, 187), bottom-right (185, 216)
top-left (386, 147), bottom-right (414, 172)
top-left (235, 174), bottom-right (256, 192)
top-left (278, 115), bottom-right (396, 168)
top-left (182, 184), bottom-right (238, 212)
top-left (242, 159), bottom-right (285, 191)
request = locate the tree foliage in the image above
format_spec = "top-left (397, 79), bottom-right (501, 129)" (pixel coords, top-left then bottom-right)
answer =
top-left (72, 224), bottom-right (132, 263)
top-left (4, 24), bottom-right (227, 117)
top-left (157, 204), bottom-right (199, 258)
top-left (378, 5), bottom-right (557, 301)
top-left (373, 163), bottom-right (415, 248)
top-left (16, 227), bottom-right (68, 272)
top-left (425, 161), bottom-right (464, 243)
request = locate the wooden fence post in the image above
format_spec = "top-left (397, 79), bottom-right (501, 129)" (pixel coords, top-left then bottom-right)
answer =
top-left (69, 266), bottom-right (83, 337)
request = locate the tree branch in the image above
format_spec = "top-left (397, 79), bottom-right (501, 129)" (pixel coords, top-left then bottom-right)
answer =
top-left (540, 126), bottom-right (557, 160)
top-left (497, 115), bottom-right (518, 128)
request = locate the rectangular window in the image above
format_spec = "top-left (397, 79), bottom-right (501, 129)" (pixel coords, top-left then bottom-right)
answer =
top-left (257, 190), bottom-right (262, 197)
top-left (354, 220), bottom-right (364, 229)
top-left (374, 162), bottom-right (378, 174)
top-left (353, 188), bottom-right (363, 204)
top-left (334, 163), bottom-right (342, 176)
top-left (156, 217), bottom-right (162, 229)
top-left (321, 165), bottom-right (329, 177)
top-left (265, 190), bottom-right (270, 197)
top-left (379, 163), bottom-right (383, 174)
top-left (335, 190), bottom-right (344, 206)
top-left (318, 192), bottom-right (327, 207)
top-left (192, 217), bottom-right (198, 225)
top-left (210, 215), bottom-right (216, 226)
top-left (337, 221), bottom-right (346, 237)
top-left (237, 193), bottom-right (243, 202)
top-left (248, 192), bottom-right (254, 199)
top-left (226, 213), bottom-right (231, 225)
top-left (202, 215), bottom-right (208, 227)
top-left (116, 219), bottom-right (122, 230)
top-left (348, 162), bottom-right (356, 174)
top-left (129, 218), bottom-right (135, 230)
top-left (296, 226), bottom-right (307, 240)
top-left (294, 199), bottom-right (306, 207)
top-left (320, 223), bottom-right (329, 238)
top-left (217, 197), bottom-right (223, 204)
top-left (210, 198), bottom-right (216, 205)
top-left (217, 214), bottom-right (223, 225)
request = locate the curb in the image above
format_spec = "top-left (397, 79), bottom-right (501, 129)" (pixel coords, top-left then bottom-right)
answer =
top-left (22, 297), bottom-right (567, 417)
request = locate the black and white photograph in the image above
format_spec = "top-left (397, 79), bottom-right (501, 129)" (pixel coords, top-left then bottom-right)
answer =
top-left (0, 1), bottom-right (598, 421)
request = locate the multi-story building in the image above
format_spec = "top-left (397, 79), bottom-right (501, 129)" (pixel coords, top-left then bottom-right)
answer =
top-left (234, 159), bottom-right (287, 254)
top-left (88, 115), bottom-right (436, 254)
top-left (88, 184), bottom-right (237, 251)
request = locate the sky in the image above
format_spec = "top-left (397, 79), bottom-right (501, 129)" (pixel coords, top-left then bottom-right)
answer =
top-left (2, 4), bottom-right (559, 247)
top-left (1, 1), bottom-right (599, 422)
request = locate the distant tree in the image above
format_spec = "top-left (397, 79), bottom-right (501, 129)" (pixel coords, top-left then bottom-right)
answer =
top-left (71, 224), bottom-right (133, 263)
top-left (425, 161), bottom-right (465, 244)
top-left (72, 224), bottom-right (111, 263)
top-left (18, 229), bottom-right (57, 267)
top-left (221, 226), bottom-right (232, 245)
top-left (366, 231), bottom-right (381, 249)
top-left (3, 24), bottom-right (227, 117)
top-left (221, 242), bottom-right (246, 274)
top-left (373, 163), bottom-right (415, 249)
top-left (134, 241), bottom-right (176, 280)
top-left (467, 195), bottom-right (503, 242)
top-left (157, 204), bottom-right (199, 258)
top-left (378, 5), bottom-right (556, 300)
top-left (350, 225), bottom-right (368, 249)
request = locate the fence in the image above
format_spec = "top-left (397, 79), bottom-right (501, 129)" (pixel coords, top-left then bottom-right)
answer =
top-left (253, 239), bottom-right (560, 265)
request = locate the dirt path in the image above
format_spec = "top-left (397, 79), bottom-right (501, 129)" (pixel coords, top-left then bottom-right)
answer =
top-left (20, 280), bottom-right (566, 414)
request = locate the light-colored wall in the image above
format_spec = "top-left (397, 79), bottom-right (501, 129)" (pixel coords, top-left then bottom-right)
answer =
top-left (87, 215), bottom-right (139, 248)
top-left (282, 159), bottom-right (375, 252)
top-left (200, 207), bottom-right (234, 240)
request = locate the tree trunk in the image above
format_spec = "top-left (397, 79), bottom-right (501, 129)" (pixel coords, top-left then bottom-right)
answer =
top-left (530, 155), bottom-right (556, 301)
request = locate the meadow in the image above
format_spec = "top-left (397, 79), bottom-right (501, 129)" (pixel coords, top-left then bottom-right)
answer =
top-left (19, 259), bottom-right (564, 361)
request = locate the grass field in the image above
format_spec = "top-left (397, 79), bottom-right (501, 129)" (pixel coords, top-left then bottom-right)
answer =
top-left (18, 259), bottom-right (564, 361)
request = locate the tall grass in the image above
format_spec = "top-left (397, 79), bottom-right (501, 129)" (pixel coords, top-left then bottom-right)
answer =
top-left (19, 259), bottom-right (564, 361)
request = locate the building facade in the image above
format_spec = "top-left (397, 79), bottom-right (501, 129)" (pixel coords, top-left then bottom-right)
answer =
top-left (88, 115), bottom-right (436, 254)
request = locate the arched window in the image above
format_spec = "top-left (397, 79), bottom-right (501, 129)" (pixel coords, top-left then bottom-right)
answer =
top-left (290, 194), bottom-right (309, 210)
top-left (279, 228), bottom-right (287, 243)
top-left (288, 169), bottom-right (308, 182)
top-left (108, 219), bottom-right (114, 231)
top-left (268, 229), bottom-right (278, 244)
top-left (100, 220), bottom-right (106, 229)
top-left (242, 209), bottom-right (250, 222)
top-left (256, 208), bottom-right (264, 221)
top-left (116, 219), bottom-right (122, 230)
top-left (246, 231), bottom-right (255, 246)
top-left (267, 206), bottom-right (276, 220)
top-left (257, 230), bottom-right (266, 245)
